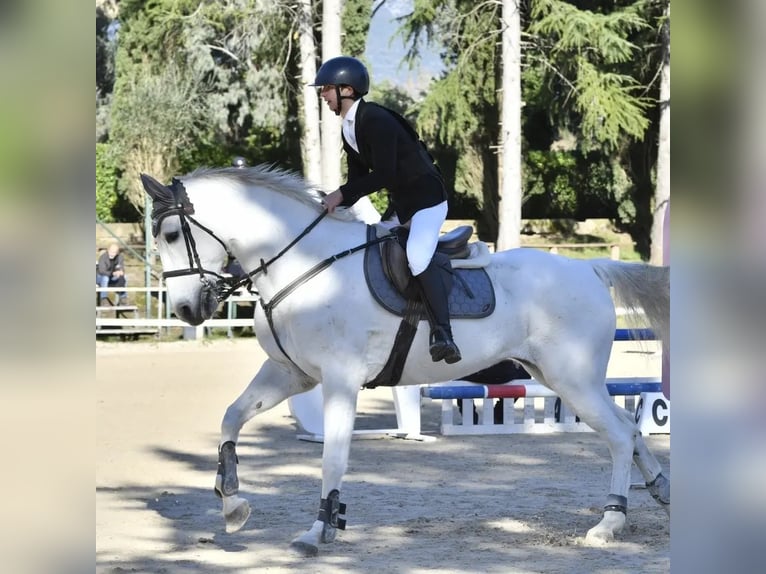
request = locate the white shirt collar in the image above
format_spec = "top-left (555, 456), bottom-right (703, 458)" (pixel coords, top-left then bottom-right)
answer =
top-left (342, 99), bottom-right (362, 153)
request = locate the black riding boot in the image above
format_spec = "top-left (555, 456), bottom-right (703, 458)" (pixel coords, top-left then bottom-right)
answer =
top-left (415, 263), bottom-right (462, 364)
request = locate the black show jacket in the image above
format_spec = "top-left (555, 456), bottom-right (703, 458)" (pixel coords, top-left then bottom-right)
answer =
top-left (339, 100), bottom-right (447, 224)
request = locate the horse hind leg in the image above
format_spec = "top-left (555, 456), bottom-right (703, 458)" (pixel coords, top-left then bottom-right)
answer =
top-left (583, 404), bottom-right (640, 545)
top-left (611, 403), bottom-right (670, 515)
top-left (541, 371), bottom-right (638, 545)
top-left (632, 430), bottom-right (670, 515)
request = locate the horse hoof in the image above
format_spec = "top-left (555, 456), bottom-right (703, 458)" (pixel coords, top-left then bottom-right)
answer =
top-left (584, 509), bottom-right (625, 546)
top-left (584, 527), bottom-right (614, 546)
top-left (224, 499), bottom-right (251, 533)
top-left (289, 540), bottom-right (318, 557)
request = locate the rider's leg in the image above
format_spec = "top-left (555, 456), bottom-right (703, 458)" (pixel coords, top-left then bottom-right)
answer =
top-left (407, 201), bottom-right (461, 364)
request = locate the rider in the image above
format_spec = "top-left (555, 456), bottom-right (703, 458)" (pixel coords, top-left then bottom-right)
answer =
top-left (311, 56), bottom-right (461, 364)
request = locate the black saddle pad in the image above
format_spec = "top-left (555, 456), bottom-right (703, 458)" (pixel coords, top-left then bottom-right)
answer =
top-left (363, 226), bottom-right (495, 319)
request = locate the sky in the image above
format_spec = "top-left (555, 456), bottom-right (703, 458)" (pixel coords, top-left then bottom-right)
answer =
top-left (363, 0), bottom-right (444, 97)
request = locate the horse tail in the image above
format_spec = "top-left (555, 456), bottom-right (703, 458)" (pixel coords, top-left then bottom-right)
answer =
top-left (589, 260), bottom-right (670, 344)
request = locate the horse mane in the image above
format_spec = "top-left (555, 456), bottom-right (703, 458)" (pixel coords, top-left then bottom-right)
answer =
top-left (183, 165), bottom-right (370, 223)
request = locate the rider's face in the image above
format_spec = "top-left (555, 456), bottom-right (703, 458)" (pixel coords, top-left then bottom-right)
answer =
top-left (319, 85), bottom-right (352, 114)
top-left (319, 85), bottom-right (338, 111)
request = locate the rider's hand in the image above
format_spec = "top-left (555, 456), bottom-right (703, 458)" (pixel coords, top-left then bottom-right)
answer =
top-left (322, 190), bottom-right (344, 213)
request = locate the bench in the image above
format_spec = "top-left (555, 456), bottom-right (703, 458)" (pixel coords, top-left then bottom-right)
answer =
top-left (96, 303), bottom-right (159, 340)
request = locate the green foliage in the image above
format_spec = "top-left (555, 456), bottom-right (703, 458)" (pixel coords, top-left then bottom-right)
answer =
top-left (99, 0), bottom-right (665, 257)
top-left (342, 0), bottom-right (372, 57)
top-left (454, 147), bottom-right (485, 209)
top-left (531, 0), bottom-right (647, 64)
top-left (575, 57), bottom-right (650, 147)
top-left (402, 0), bottom-right (501, 233)
top-left (96, 6), bottom-right (116, 143)
top-left (109, 62), bottom-right (210, 208)
top-left (109, 0), bottom-right (298, 214)
top-left (367, 191), bottom-right (389, 214)
top-left (412, 0), bottom-right (500, 149)
top-left (524, 151), bottom-right (579, 215)
top-left (369, 80), bottom-right (417, 118)
top-left (96, 143), bottom-right (118, 222)
top-left (395, 0), bottom-right (665, 251)
top-left (522, 149), bottom-right (634, 221)
top-left (418, 74), bottom-right (478, 147)
top-left (528, 0), bottom-right (653, 150)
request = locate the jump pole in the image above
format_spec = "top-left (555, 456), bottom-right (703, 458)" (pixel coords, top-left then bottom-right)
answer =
top-left (422, 376), bottom-right (667, 436)
top-left (421, 378), bottom-right (662, 400)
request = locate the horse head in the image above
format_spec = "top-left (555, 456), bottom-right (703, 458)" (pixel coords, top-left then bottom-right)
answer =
top-left (140, 173), bottom-right (228, 325)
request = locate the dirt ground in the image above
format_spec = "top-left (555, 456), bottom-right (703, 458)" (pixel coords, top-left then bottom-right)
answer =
top-left (96, 338), bottom-right (669, 574)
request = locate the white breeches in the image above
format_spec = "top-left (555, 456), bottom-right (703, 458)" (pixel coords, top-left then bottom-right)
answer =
top-left (405, 201), bottom-right (448, 276)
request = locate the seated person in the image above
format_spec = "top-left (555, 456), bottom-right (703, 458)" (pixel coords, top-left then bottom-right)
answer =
top-left (96, 242), bottom-right (128, 305)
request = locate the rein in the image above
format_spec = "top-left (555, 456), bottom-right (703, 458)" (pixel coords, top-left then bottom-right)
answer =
top-left (215, 211), bottom-right (329, 302)
top-left (260, 233), bottom-right (396, 370)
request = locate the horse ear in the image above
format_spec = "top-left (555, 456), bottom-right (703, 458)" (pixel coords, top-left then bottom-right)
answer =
top-left (140, 173), bottom-right (174, 203)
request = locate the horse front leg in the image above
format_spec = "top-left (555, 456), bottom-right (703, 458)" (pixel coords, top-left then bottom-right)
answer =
top-left (215, 441), bottom-right (250, 533)
top-left (290, 374), bottom-right (359, 557)
top-left (216, 359), bottom-right (312, 533)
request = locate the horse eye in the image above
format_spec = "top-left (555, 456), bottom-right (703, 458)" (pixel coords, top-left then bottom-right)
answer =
top-left (164, 231), bottom-right (180, 243)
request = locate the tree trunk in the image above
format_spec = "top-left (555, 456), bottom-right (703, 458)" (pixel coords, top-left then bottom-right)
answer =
top-left (320, 0), bottom-right (343, 191)
top-left (651, 4), bottom-right (670, 265)
top-left (298, 0), bottom-right (322, 187)
top-left (496, 0), bottom-right (522, 251)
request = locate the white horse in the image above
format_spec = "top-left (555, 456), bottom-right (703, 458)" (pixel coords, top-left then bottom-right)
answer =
top-left (140, 165), bottom-right (670, 555)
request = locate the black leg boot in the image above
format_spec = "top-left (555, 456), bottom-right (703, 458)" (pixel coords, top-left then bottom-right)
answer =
top-left (415, 263), bottom-right (462, 364)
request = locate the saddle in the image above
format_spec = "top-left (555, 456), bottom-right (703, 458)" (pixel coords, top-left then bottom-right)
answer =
top-left (364, 225), bottom-right (495, 319)
top-left (380, 225), bottom-right (467, 298)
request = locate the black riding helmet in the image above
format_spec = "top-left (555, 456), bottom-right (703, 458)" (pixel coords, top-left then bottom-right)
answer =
top-left (310, 56), bottom-right (369, 115)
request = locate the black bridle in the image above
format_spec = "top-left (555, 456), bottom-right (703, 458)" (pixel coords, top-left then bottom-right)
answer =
top-left (153, 177), bottom-right (396, 370)
top-left (151, 178), bottom-right (240, 301)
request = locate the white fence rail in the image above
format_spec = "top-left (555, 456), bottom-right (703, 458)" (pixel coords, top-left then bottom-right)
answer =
top-left (96, 279), bottom-right (258, 339)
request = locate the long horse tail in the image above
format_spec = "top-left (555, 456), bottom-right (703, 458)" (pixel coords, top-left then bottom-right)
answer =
top-left (589, 260), bottom-right (670, 345)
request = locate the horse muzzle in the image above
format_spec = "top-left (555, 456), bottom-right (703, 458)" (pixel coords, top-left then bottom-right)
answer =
top-left (174, 279), bottom-right (221, 325)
